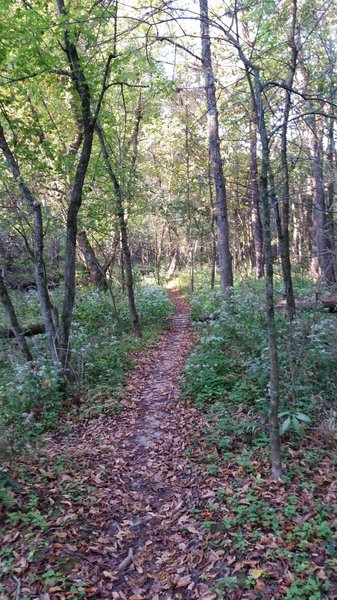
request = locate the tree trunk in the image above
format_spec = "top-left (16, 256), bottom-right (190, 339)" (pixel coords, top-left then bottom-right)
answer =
top-left (95, 123), bottom-right (142, 338)
top-left (249, 116), bottom-right (264, 278)
top-left (199, 0), bottom-right (233, 293)
top-left (184, 97), bottom-right (194, 293)
top-left (277, 0), bottom-right (297, 320)
top-left (253, 69), bottom-right (282, 480)
top-left (57, 0), bottom-right (96, 369)
top-left (269, 162), bottom-right (296, 322)
top-left (0, 271), bottom-right (33, 361)
top-left (57, 0), bottom-right (113, 369)
top-left (0, 323), bottom-right (45, 339)
top-left (77, 231), bottom-right (108, 289)
top-left (167, 244), bottom-right (179, 276)
top-left (309, 117), bottom-right (336, 284)
top-left (208, 163), bottom-right (217, 288)
top-left (0, 123), bottom-right (60, 370)
top-left (327, 113), bottom-right (337, 279)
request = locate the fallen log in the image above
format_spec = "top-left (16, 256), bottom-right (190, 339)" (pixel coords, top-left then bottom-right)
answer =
top-left (0, 324), bottom-right (45, 339)
top-left (320, 295), bottom-right (337, 312)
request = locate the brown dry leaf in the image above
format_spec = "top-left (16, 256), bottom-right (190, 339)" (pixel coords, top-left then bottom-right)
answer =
top-left (283, 568), bottom-right (295, 585)
top-left (13, 557), bottom-right (28, 574)
top-left (249, 568), bottom-right (264, 579)
top-left (255, 580), bottom-right (266, 590)
top-left (176, 574), bottom-right (192, 587)
top-left (102, 571), bottom-right (118, 581)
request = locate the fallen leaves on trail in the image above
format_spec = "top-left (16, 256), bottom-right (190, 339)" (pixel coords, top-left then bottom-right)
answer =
top-left (1, 291), bottom-right (337, 599)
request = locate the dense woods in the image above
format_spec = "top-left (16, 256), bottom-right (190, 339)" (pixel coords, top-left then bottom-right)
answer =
top-left (0, 0), bottom-right (336, 598)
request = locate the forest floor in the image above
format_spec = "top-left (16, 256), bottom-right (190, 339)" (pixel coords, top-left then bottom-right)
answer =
top-left (1, 291), bottom-right (225, 599)
top-left (1, 290), bottom-right (337, 599)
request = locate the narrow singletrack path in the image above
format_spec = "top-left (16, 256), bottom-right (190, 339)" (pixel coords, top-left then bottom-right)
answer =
top-left (3, 291), bottom-right (223, 599)
top-left (88, 290), bottom-right (219, 599)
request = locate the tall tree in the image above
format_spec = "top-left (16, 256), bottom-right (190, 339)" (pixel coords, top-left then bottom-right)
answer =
top-left (199, 0), bottom-right (233, 293)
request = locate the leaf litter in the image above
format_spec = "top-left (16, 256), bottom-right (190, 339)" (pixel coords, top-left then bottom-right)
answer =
top-left (1, 290), bottom-right (337, 599)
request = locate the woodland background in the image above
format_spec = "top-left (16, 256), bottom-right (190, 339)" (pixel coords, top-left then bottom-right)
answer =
top-left (0, 0), bottom-right (336, 597)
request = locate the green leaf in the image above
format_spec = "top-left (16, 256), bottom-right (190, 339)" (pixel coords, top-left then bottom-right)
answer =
top-left (292, 416), bottom-right (302, 436)
top-left (280, 416), bottom-right (291, 435)
top-left (295, 412), bottom-right (311, 423)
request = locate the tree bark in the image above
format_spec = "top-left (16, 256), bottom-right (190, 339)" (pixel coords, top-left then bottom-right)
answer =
top-left (0, 123), bottom-right (60, 370)
top-left (77, 231), bottom-right (108, 289)
top-left (309, 116), bottom-right (336, 284)
top-left (0, 323), bottom-right (45, 339)
top-left (57, 0), bottom-right (97, 369)
top-left (184, 97), bottom-right (194, 293)
top-left (249, 116), bottom-right (264, 278)
top-left (253, 69), bottom-right (282, 480)
top-left (277, 0), bottom-right (297, 320)
top-left (208, 162), bottom-right (217, 289)
top-left (0, 271), bottom-right (33, 361)
top-left (327, 112), bottom-right (337, 279)
top-left (95, 123), bottom-right (142, 338)
top-left (167, 244), bottom-right (179, 276)
top-left (199, 0), bottom-right (233, 293)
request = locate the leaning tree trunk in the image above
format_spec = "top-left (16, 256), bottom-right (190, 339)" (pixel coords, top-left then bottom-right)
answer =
top-left (77, 231), bottom-right (108, 289)
top-left (199, 0), bottom-right (233, 293)
top-left (0, 123), bottom-right (60, 370)
top-left (167, 244), bottom-right (179, 277)
top-left (95, 123), bottom-right (142, 338)
top-left (0, 271), bottom-right (33, 361)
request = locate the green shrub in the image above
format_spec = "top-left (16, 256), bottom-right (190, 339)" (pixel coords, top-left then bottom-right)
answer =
top-left (182, 281), bottom-right (337, 442)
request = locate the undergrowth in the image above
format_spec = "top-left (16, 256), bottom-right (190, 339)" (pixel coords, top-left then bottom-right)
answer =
top-left (180, 278), bottom-right (337, 598)
top-left (182, 280), bottom-right (337, 446)
top-left (0, 284), bottom-right (173, 453)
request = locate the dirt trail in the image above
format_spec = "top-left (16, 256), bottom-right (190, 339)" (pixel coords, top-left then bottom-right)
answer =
top-left (3, 291), bottom-right (222, 600)
top-left (99, 290), bottom-right (218, 599)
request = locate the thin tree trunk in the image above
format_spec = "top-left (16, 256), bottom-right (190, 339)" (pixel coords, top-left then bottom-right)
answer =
top-left (155, 223), bottom-right (166, 285)
top-left (199, 0), bottom-right (233, 293)
top-left (57, 0), bottom-right (97, 369)
top-left (277, 0), bottom-right (297, 319)
top-left (0, 123), bottom-right (60, 370)
top-left (253, 69), bottom-right (282, 480)
top-left (184, 97), bottom-right (194, 293)
top-left (327, 112), bottom-right (337, 279)
top-left (0, 271), bottom-right (33, 361)
top-left (208, 163), bottom-right (217, 289)
top-left (167, 244), bottom-right (179, 276)
top-left (95, 123), bottom-right (142, 337)
top-left (249, 116), bottom-right (264, 278)
top-left (77, 231), bottom-right (108, 289)
top-left (309, 117), bottom-right (336, 284)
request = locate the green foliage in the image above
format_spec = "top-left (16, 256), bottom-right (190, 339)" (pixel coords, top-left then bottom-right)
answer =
top-left (284, 577), bottom-right (330, 599)
top-left (0, 285), bottom-right (173, 452)
top-left (279, 411), bottom-right (311, 436)
top-left (182, 281), bottom-right (337, 445)
top-left (182, 283), bottom-right (267, 411)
